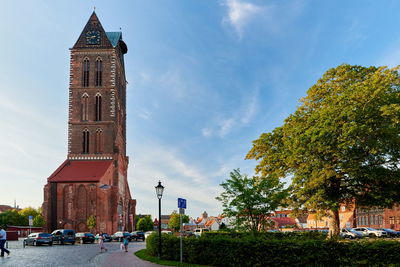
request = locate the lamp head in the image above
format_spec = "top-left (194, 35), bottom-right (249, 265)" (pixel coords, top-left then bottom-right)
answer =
top-left (155, 180), bottom-right (164, 199)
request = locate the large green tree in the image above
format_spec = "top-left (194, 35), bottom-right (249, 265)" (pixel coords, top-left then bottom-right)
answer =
top-left (216, 169), bottom-right (288, 233)
top-left (168, 211), bottom-right (189, 231)
top-left (136, 216), bottom-right (154, 231)
top-left (246, 65), bottom-right (400, 236)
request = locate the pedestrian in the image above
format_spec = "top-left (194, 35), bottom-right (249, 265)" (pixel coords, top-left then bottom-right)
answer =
top-left (122, 236), bottom-right (129, 252)
top-left (0, 226), bottom-right (10, 257)
top-left (99, 232), bottom-right (107, 252)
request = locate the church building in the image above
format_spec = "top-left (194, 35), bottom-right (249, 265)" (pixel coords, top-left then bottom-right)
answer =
top-left (42, 12), bottom-right (136, 234)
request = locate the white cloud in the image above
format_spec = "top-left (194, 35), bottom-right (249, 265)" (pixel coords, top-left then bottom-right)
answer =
top-left (223, 0), bottom-right (263, 38)
top-left (128, 142), bottom-right (223, 218)
top-left (219, 118), bottom-right (236, 137)
top-left (202, 127), bottom-right (213, 137)
top-left (202, 88), bottom-right (259, 137)
top-left (138, 109), bottom-right (151, 120)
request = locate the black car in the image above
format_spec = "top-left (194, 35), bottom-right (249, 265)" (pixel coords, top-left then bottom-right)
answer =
top-left (76, 232), bottom-right (95, 243)
top-left (51, 229), bottom-right (76, 245)
top-left (131, 231), bottom-right (145, 241)
top-left (379, 228), bottom-right (400, 237)
top-left (24, 233), bottom-right (53, 246)
top-left (96, 233), bottom-right (112, 242)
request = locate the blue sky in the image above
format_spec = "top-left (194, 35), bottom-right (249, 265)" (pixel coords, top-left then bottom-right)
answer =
top-left (1, 0), bottom-right (400, 220)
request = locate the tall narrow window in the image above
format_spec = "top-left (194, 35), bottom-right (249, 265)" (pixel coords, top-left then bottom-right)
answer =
top-left (83, 58), bottom-right (90, 87)
top-left (82, 129), bottom-right (90, 154)
top-left (95, 58), bottom-right (102, 86)
top-left (95, 129), bottom-right (102, 153)
top-left (81, 93), bottom-right (89, 121)
top-left (95, 94), bottom-right (102, 121)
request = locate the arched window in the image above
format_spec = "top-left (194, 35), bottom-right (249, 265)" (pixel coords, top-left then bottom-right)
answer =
top-left (81, 93), bottom-right (89, 121)
top-left (83, 58), bottom-right (90, 87)
top-left (95, 58), bottom-right (102, 86)
top-left (95, 128), bottom-right (102, 154)
top-left (82, 129), bottom-right (90, 154)
top-left (95, 93), bottom-right (102, 121)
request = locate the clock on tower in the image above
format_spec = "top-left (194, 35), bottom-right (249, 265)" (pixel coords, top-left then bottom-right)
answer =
top-left (85, 30), bottom-right (100, 44)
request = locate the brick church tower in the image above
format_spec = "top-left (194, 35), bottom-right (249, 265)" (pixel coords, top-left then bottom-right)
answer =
top-left (42, 12), bottom-right (136, 233)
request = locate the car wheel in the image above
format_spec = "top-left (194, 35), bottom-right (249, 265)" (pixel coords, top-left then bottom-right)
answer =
top-left (71, 242), bottom-right (75, 245)
top-left (49, 242), bottom-right (53, 246)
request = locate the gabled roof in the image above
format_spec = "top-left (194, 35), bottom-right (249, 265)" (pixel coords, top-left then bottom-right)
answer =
top-left (48, 160), bottom-right (113, 182)
top-left (270, 217), bottom-right (297, 227)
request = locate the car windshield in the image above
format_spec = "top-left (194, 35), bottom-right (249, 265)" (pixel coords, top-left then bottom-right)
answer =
top-left (366, 228), bottom-right (376, 231)
top-left (39, 233), bottom-right (52, 237)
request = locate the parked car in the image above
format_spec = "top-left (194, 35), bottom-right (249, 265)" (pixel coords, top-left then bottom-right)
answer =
top-left (131, 231), bottom-right (145, 241)
top-left (194, 228), bottom-right (209, 237)
top-left (353, 227), bottom-right (388, 237)
top-left (340, 228), bottom-right (363, 239)
top-left (378, 228), bottom-right (400, 237)
top-left (51, 229), bottom-right (76, 245)
top-left (76, 232), bottom-right (95, 244)
top-left (112, 231), bottom-right (132, 242)
top-left (24, 232), bottom-right (53, 246)
top-left (95, 233), bottom-right (112, 242)
top-left (161, 230), bottom-right (173, 235)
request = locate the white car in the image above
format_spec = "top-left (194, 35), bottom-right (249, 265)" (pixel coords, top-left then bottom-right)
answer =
top-left (353, 227), bottom-right (388, 237)
top-left (144, 231), bottom-right (154, 239)
top-left (193, 228), bottom-right (209, 237)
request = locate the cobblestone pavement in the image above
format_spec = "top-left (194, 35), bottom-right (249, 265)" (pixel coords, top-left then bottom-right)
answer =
top-left (0, 239), bottom-right (165, 267)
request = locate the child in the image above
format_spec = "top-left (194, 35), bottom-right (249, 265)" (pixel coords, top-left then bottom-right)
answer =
top-left (122, 236), bottom-right (129, 252)
top-left (99, 232), bottom-right (107, 252)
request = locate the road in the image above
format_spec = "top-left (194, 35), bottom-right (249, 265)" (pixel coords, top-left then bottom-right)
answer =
top-left (0, 239), bottom-right (163, 267)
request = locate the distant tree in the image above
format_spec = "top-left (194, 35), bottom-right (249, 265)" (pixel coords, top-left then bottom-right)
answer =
top-left (32, 215), bottom-right (46, 227)
top-left (87, 215), bottom-right (97, 233)
top-left (136, 216), bottom-right (154, 231)
top-left (0, 209), bottom-right (25, 227)
top-left (216, 169), bottom-right (288, 233)
top-left (247, 64), bottom-right (400, 237)
top-left (168, 211), bottom-right (189, 232)
top-left (19, 207), bottom-right (40, 225)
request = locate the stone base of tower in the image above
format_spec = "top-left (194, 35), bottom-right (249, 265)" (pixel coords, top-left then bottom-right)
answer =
top-left (42, 159), bottom-right (136, 234)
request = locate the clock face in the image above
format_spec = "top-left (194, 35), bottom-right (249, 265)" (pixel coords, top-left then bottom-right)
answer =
top-left (85, 30), bottom-right (100, 45)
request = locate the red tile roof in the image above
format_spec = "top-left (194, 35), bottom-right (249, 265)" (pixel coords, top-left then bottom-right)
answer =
top-left (271, 217), bottom-right (297, 227)
top-left (48, 160), bottom-right (113, 182)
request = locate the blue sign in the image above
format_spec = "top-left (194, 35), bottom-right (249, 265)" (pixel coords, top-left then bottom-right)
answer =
top-left (178, 198), bottom-right (186, 209)
top-left (28, 216), bottom-right (33, 220)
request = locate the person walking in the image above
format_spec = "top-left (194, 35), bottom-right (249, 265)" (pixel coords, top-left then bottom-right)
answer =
top-left (99, 232), bottom-right (107, 252)
top-left (0, 226), bottom-right (10, 257)
top-left (122, 236), bottom-right (129, 252)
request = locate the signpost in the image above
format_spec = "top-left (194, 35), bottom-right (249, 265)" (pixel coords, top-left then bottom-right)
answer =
top-left (178, 198), bottom-right (187, 263)
top-left (28, 216), bottom-right (33, 234)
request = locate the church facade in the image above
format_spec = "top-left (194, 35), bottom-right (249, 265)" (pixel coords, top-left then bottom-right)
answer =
top-left (42, 12), bottom-right (136, 234)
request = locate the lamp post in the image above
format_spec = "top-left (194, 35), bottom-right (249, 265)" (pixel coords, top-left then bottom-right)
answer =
top-left (155, 180), bottom-right (164, 259)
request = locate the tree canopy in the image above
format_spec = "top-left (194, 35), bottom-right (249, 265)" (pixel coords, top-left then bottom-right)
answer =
top-left (246, 64), bottom-right (400, 235)
top-left (136, 216), bottom-right (154, 232)
top-left (216, 168), bottom-right (288, 232)
top-left (168, 211), bottom-right (189, 231)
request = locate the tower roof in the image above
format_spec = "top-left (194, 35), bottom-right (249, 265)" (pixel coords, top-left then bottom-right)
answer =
top-left (72, 11), bottom-right (127, 53)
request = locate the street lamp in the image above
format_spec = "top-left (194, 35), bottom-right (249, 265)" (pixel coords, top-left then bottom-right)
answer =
top-left (155, 180), bottom-right (164, 259)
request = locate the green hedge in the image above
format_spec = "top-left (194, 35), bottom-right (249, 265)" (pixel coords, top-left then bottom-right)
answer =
top-left (146, 233), bottom-right (400, 266)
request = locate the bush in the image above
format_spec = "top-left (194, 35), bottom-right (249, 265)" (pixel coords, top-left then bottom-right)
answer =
top-left (146, 232), bottom-right (400, 266)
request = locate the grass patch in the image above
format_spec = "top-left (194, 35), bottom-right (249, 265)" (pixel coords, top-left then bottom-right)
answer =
top-left (135, 249), bottom-right (212, 267)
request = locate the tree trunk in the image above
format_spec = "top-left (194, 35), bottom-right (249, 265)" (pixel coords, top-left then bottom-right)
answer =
top-left (329, 209), bottom-right (340, 238)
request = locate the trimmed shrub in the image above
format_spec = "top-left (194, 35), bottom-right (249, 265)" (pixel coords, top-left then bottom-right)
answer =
top-left (146, 233), bottom-right (400, 266)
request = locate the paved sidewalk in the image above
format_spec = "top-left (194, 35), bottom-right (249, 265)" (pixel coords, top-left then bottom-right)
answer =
top-left (93, 242), bottom-right (166, 267)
